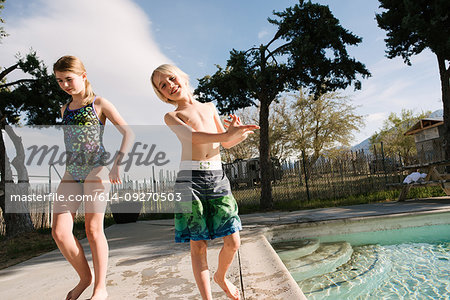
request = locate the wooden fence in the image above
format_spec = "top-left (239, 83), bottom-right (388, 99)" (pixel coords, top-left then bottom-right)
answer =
top-left (1, 150), bottom-right (408, 235)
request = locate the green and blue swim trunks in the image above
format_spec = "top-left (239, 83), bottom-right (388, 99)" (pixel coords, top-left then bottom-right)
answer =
top-left (174, 161), bottom-right (242, 243)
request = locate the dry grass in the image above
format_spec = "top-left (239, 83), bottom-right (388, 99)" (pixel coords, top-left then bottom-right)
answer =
top-left (0, 215), bottom-right (115, 270)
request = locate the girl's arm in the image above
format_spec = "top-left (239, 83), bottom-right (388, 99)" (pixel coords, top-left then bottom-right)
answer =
top-left (97, 97), bottom-right (135, 184)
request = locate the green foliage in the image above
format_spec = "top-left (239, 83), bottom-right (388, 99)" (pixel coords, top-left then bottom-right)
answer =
top-left (220, 101), bottom-right (296, 162)
top-left (237, 186), bottom-right (444, 213)
top-left (288, 90), bottom-right (363, 163)
top-left (376, 0), bottom-right (450, 64)
top-left (369, 109), bottom-right (430, 164)
top-left (267, 1), bottom-right (370, 94)
top-left (376, 0), bottom-right (449, 162)
top-left (195, 1), bottom-right (370, 208)
top-left (0, 51), bottom-right (67, 125)
top-left (195, 1), bottom-right (371, 113)
top-left (196, 53), bottom-right (259, 113)
top-left (225, 90), bottom-right (363, 162)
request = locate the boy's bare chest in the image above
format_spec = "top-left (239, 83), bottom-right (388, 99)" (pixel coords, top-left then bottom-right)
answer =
top-left (178, 107), bottom-right (216, 131)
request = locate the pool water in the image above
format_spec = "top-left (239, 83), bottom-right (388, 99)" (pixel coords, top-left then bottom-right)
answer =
top-left (273, 224), bottom-right (450, 299)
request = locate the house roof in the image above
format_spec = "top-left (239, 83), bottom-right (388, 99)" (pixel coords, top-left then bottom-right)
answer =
top-left (404, 117), bottom-right (444, 136)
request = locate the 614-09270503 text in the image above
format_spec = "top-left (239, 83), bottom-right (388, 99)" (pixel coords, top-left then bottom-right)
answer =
top-left (8, 192), bottom-right (182, 203)
top-left (110, 192), bottom-right (182, 202)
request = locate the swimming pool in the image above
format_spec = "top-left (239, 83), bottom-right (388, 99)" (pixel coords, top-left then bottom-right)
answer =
top-left (270, 212), bottom-right (450, 299)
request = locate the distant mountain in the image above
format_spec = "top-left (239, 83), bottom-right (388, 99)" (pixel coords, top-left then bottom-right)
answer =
top-left (351, 137), bottom-right (371, 151)
top-left (351, 109), bottom-right (443, 151)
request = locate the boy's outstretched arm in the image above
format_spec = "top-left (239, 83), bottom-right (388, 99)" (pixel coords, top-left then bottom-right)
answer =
top-left (165, 108), bottom-right (258, 145)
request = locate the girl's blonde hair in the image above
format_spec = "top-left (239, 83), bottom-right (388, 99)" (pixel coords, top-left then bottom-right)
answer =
top-left (151, 64), bottom-right (190, 106)
top-left (53, 55), bottom-right (95, 104)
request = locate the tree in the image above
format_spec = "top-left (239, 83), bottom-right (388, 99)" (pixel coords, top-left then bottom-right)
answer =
top-left (369, 109), bottom-right (429, 164)
top-left (376, 0), bottom-right (450, 161)
top-left (267, 99), bottom-right (298, 161)
top-left (195, 1), bottom-right (370, 208)
top-left (0, 52), bottom-right (66, 237)
top-left (0, 3), bottom-right (67, 236)
top-left (287, 90), bottom-right (364, 165)
top-left (221, 102), bottom-right (297, 163)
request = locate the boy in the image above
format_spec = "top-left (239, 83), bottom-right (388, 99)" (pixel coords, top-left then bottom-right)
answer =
top-left (151, 64), bottom-right (259, 300)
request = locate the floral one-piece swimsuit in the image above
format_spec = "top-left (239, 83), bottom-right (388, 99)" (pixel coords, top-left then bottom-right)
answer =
top-left (62, 96), bottom-right (108, 184)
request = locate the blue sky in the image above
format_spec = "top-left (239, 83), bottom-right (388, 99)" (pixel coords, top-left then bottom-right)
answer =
top-left (0, 0), bottom-right (442, 145)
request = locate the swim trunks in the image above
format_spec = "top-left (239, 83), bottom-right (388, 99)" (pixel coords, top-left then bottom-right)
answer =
top-left (174, 161), bottom-right (242, 243)
top-left (62, 96), bottom-right (108, 184)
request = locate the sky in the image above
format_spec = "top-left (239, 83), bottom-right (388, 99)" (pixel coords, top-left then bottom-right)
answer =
top-left (0, 0), bottom-right (443, 146)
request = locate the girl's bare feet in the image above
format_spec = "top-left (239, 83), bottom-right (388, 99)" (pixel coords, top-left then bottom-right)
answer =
top-left (213, 273), bottom-right (240, 300)
top-left (65, 277), bottom-right (93, 300)
top-left (90, 287), bottom-right (108, 300)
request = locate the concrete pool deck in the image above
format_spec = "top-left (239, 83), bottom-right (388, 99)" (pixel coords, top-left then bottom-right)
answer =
top-left (0, 197), bottom-right (449, 299)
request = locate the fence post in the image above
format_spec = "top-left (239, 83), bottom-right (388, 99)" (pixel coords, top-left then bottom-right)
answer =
top-left (302, 150), bottom-right (311, 202)
top-left (152, 166), bottom-right (156, 192)
top-left (398, 152), bottom-right (403, 183)
top-left (381, 141), bottom-right (387, 184)
top-left (48, 164), bottom-right (51, 227)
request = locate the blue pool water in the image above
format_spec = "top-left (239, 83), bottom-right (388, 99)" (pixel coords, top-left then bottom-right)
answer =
top-left (274, 224), bottom-right (450, 299)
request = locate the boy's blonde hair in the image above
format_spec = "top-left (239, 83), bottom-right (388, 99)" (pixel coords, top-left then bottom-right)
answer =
top-left (53, 55), bottom-right (95, 105)
top-left (151, 64), bottom-right (190, 106)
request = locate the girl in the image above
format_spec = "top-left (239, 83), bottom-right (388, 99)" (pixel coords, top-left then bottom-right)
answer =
top-left (151, 64), bottom-right (259, 300)
top-left (52, 55), bottom-right (133, 300)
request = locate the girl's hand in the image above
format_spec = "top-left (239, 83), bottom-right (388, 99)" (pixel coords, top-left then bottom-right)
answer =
top-left (109, 164), bottom-right (122, 184)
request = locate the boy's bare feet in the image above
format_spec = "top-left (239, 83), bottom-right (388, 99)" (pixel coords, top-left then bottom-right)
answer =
top-left (213, 273), bottom-right (240, 300)
top-left (65, 277), bottom-right (93, 300)
top-left (90, 288), bottom-right (108, 300)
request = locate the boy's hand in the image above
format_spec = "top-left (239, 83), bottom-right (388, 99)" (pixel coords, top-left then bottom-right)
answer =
top-left (224, 115), bottom-right (242, 128)
top-left (224, 114), bottom-right (259, 141)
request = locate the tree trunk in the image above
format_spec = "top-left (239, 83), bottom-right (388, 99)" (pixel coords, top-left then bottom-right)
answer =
top-left (3, 182), bottom-right (34, 237)
top-left (0, 127), bottom-right (6, 233)
top-left (259, 100), bottom-right (273, 209)
top-left (0, 124), bottom-right (34, 237)
top-left (437, 54), bottom-right (450, 163)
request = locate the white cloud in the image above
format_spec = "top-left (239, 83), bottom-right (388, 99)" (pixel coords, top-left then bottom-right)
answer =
top-left (366, 112), bottom-right (387, 122)
top-left (0, 0), bottom-right (172, 125)
top-left (258, 29), bottom-right (269, 40)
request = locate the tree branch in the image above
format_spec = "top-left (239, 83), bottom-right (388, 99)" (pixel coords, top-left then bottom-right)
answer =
top-left (0, 78), bottom-right (36, 89)
top-left (266, 42), bottom-right (292, 61)
top-left (265, 30), bottom-right (282, 49)
top-left (266, 48), bottom-right (279, 66)
top-left (0, 63), bottom-right (19, 81)
top-left (244, 47), bottom-right (260, 55)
